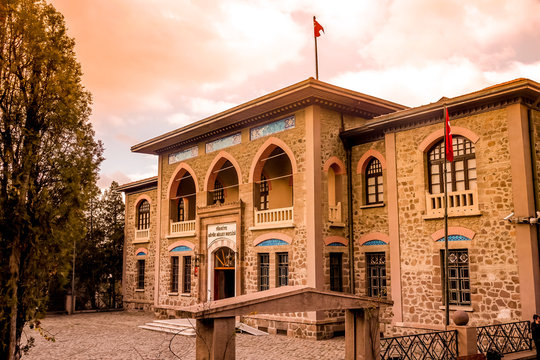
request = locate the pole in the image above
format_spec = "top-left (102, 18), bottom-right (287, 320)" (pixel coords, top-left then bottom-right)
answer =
top-left (443, 105), bottom-right (450, 327)
top-left (314, 16), bottom-right (319, 80)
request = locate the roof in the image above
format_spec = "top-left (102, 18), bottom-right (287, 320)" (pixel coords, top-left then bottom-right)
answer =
top-left (340, 78), bottom-right (540, 146)
top-left (131, 78), bottom-right (407, 155)
top-left (116, 176), bottom-right (158, 193)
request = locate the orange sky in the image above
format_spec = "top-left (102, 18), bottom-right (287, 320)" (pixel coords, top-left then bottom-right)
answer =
top-left (48, 0), bottom-right (540, 187)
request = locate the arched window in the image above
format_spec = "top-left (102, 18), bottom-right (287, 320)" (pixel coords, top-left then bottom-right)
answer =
top-left (137, 200), bottom-right (150, 230)
top-left (177, 198), bottom-right (185, 222)
top-left (365, 158), bottom-right (383, 204)
top-left (428, 136), bottom-right (476, 194)
top-left (213, 179), bottom-right (224, 204)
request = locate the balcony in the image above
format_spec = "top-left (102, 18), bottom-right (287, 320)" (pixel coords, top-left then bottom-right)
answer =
top-left (425, 189), bottom-right (480, 218)
top-left (169, 220), bottom-right (196, 238)
top-left (133, 228), bottom-right (150, 243)
top-left (329, 202), bottom-right (344, 225)
top-left (252, 206), bottom-right (294, 230)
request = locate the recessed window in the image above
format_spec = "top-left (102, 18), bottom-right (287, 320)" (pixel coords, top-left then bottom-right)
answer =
top-left (137, 200), bottom-right (150, 230)
top-left (367, 252), bottom-right (386, 297)
top-left (330, 253), bottom-right (343, 292)
top-left (441, 249), bottom-right (471, 305)
top-left (259, 253), bottom-right (270, 291)
top-left (177, 198), bottom-right (185, 222)
top-left (171, 256), bottom-right (179, 293)
top-left (259, 174), bottom-right (269, 210)
top-left (183, 256), bottom-right (192, 293)
top-left (213, 179), bottom-right (224, 204)
top-left (277, 252), bottom-right (288, 287)
top-left (365, 158), bottom-right (383, 204)
top-left (428, 136), bottom-right (476, 194)
top-left (137, 259), bottom-right (145, 290)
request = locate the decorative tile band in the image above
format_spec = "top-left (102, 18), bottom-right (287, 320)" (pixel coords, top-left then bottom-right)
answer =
top-left (206, 133), bottom-right (241, 153)
top-left (436, 235), bottom-right (470, 242)
top-left (168, 146), bottom-right (198, 165)
top-left (362, 240), bottom-right (387, 246)
top-left (256, 239), bottom-right (289, 246)
top-left (170, 245), bottom-right (192, 252)
top-left (327, 242), bottom-right (346, 246)
top-left (250, 115), bottom-right (295, 141)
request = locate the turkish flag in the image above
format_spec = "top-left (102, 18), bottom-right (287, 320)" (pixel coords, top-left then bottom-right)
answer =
top-left (314, 18), bottom-right (324, 37)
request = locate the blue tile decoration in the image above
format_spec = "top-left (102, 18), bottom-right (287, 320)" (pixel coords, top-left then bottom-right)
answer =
top-left (256, 239), bottom-right (289, 246)
top-left (362, 240), bottom-right (387, 246)
top-left (250, 116), bottom-right (295, 141)
top-left (168, 146), bottom-right (198, 165)
top-left (170, 245), bottom-right (192, 252)
top-left (436, 235), bottom-right (470, 242)
top-left (328, 242), bottom-right (346, 246)
top-left (206, 133), bottom-right (241, 153)
top-left (136, 251), bottom-right (147, 256)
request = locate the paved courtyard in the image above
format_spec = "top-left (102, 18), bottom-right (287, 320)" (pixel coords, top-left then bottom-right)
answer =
top-left (23, 311), bottom-right (345, 359)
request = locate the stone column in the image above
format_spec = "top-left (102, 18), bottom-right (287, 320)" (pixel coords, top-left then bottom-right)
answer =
top-left (196, 317), bottom-right (236, 360)
top-left (448, 325), bottom-right (478, 357)
top-left (345, 307), bottom-right (380, 360)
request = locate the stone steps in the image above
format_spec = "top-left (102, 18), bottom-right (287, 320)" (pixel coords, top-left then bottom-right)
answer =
top-left (139, 318), bottom-right (268, 337)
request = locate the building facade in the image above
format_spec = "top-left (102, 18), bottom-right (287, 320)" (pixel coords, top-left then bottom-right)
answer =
top-left (118, 78), bottom-right (540, 338)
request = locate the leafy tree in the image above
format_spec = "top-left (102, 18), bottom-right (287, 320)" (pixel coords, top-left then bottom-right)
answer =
top-left (0, 1), bottom-right (103, 358)
top-left (76, 182), bottom-right (124, 310)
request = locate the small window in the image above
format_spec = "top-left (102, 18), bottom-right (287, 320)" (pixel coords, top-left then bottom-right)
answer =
top-left (137, 200), bottom-right (150, 230)
top-left (277, 252), bottom-right (288, 287)
top-left (365, 158), bottom-right (383, 204)
top-left (259, 253), bottom-right (270, 291)
top-left (330, 253), bottom-right (343, 292)
top-left (137, 259), bottom-right (145, 290)
top-left (171, 256), bottom-right (179, 293)
top-left (367, 252), bottom-right (386, 297)
top-left (259, 174), bottom-right (269, 210)
top-left (441, 249), bottom-right (471, 305)
top-left (213, 179), bottom-right (224, 204)
top-left (183, 256), bottom-right (192, 293)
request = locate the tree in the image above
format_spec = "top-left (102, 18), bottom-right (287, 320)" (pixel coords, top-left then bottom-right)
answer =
top-left (76, 182), bottom-right (124, 310)
top-left (0, 1), bottom-right (103, 358)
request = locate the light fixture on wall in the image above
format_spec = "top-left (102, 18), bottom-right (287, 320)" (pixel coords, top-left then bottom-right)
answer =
top-left (194, 251), bottom-right (203, 267)
top-left (504, 211), bottom-right (540, 224)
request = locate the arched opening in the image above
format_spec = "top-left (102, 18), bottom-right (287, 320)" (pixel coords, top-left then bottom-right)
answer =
top-left (213, 247), bottom-right (235, 300)
top-left (328, 163), bottom-right (343, 222)
top-left (252, 146), bottom-right (293, 226)
top-left (207, 160), bottom-right (239, 205)
top-left (169, 169), bottom-right (196, 235)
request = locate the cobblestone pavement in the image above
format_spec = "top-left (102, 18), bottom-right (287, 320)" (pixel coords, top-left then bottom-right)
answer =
top-left (23, 311), bottom-right (345, 360)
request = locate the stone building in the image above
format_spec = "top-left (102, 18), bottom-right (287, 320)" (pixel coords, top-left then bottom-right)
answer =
top-left (118, 77), bottom-right (540, 338)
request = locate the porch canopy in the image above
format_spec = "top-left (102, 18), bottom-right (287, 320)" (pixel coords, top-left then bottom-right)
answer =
top-left (176, 285), bottom-right (392, 360)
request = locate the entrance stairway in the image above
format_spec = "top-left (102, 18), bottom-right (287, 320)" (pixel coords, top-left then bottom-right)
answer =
top-left (139, 318), bottom-right (268, 337)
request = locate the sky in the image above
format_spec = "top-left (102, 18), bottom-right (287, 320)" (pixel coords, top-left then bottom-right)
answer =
top-left (47, 0), bottom-right (540, 188)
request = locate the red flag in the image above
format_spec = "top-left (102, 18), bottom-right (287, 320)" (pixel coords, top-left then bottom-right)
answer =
top-left (445, 108), bottom-right (454, 162)
top-left (314, 17), bottom-right (324, 37)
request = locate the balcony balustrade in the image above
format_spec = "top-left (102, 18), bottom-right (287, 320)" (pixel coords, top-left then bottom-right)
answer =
top-left (425, 189), bottom-right (480, 218)
top-left (329, 202), bottom-right (342, 223)
top-left (134, 228), bottom-right (150, 242)
top-left (170, 220), bottom-right (196, 237)
top-left (254, 206), bottom-right (294, 228)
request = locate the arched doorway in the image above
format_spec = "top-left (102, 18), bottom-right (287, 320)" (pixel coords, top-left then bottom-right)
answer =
top-left (213, 247), bottom-right (235, 300)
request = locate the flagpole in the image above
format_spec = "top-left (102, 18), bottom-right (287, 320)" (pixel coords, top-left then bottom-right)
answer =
top-left (313, 16), bottom-right (319, 80)
top-left (444, 104), bottom-right (450, 328)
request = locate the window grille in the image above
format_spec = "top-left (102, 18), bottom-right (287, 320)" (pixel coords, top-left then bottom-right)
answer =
top-left (171, 256), bottom-right (179, 293)
top-left (259, 253), bottom-right (269, 291)
top-left (183, 256), bottom-right (191, 293)
top-left (330, 253), bottom-right (343, 292)
top-left (277, 252), bottom-right (288, 287)
top-left (137, 259), bottom-right (145, 290)
top-left (441, 249), bottom-right (471, 305)
top-left (367, 252), bottom-right (386, 297)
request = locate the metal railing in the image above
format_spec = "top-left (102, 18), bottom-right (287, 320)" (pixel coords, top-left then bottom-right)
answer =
top-left (425, 189), bottom-right (479, 217)
top-left (329, 202), bottom-right (342, 223)
top-left (380, 330), bottom-right (458, 360)
top-left (477, 321), bottom-right (532, 355)
top-left (254, 206), bottom-right (293, 227)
